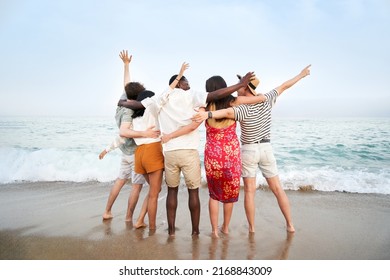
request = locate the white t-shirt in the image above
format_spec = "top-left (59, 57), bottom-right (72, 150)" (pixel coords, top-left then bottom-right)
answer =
top-left (132, 100), bottom-right (160, 146)
top-left (142, 87), bottom-right (208, 152)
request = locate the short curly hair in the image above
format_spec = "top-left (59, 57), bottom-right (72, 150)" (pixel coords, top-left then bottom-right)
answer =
top-left (124, 82), bottom-right (145, 100)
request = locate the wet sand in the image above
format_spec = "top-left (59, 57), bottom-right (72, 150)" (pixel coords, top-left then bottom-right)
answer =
top-left (0, 181), bottom-right (389, 260)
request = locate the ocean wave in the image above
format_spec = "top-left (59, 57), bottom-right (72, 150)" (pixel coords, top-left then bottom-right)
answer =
top-left (0, 147), bottom-right (120, 183)
top-left (1, 147), bottom-right (389, 195)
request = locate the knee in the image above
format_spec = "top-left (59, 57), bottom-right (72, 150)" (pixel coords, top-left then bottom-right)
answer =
top-left (244, 186), bottom-right (256, 195)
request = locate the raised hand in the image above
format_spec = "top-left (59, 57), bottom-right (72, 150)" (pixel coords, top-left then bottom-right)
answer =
top-left (239, 71), bottom-right (255, 86)
top-left (119, 50), bottom-right (132, 64)
top-left (300, 64), bottom-right (311, 78)
top-left (179, 62), bottom-right (190, 76)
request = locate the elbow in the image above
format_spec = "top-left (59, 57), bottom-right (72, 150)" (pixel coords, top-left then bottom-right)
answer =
top-left (190, 122), bottom-right (202, 130)
top-left (119, 129), bottom-right (126, 138)
top-left (227, 108), bottom-right (235, 119)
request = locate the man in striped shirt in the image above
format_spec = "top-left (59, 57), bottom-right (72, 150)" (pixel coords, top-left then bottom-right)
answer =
top-left (193, 65), bottom-right (311, 233)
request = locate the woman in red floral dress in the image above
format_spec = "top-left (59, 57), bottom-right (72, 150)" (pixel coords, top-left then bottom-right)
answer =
top-left (204, 76), bottom-right (265, 237)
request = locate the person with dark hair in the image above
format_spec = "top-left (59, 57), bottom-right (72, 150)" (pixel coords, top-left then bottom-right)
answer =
top-left (121, 64), bottom-right (255, 236)
top-left (193, 65), bottom-right (312, 234)
top-left (121, 90), bottom-right (163, 231)
top-left (99, 50), bottom-right (159, 225)
top-left (203, 75), bottom-right (266, 238)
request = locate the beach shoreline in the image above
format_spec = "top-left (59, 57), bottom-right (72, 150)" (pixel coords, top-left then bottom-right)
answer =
top-left (0, 181), bottom-right (389, 260)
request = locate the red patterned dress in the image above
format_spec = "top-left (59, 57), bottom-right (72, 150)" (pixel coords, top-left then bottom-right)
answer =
top-left (204, 119), bottom-right (241, 203)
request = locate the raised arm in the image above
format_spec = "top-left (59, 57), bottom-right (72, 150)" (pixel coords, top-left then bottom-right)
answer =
top-left (119, 50), bottom-right (132, 87)
top-left (275, 64), bottom-right (311, 95)
top-left (206, 72), bottom-right (255, 103)
top-left (169, 62), bottom-right (189, 89)
top-left (233, 94), bottom-right (266, 105)
top-left (117, 50), bottom-right (137, 109)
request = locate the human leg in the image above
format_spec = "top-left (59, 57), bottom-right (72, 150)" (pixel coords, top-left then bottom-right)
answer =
top-left (146, 170), bottom-right (163, 230)
top-left (125, 183), bottom-right (142, 222)
top-left (164, 150), bottom-right (182, 236)
top-left (243, 177), bottom-right (257, 232)
top-left (265, 176), bottom-right (295, 232)
top-left (103, 178), bottom-right (127, 220)
top-left (166, 187), bottom-right (178, 236)
top-left (103, 153), bottom-right (134, 220)
top-left (209, 197), bottom-right (219, 237)
top-left (180, 150), bottom-right (201, 235)
top-left (188, 188), bottom-right (200, 235)
top-left (126, 168), bottom-right (147, 222)
top-left (221, 202), bottom-right (233, 234)
top-left (134, 192), bottom-right (148, 228)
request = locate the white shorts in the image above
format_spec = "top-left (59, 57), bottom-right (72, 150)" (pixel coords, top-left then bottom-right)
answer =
top-left (118, 154), bottom-right (146, 184)
top-left (241, 143), bottom-right (278, 178)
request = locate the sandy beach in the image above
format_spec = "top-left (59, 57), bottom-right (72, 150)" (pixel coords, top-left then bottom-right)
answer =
top-left (0, 181), bottom-right (389, 260)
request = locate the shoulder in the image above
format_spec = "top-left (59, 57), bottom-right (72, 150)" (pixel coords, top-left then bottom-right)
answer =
top-left (234, 103), bottom-right (257, 110)
top-left (264, 89), bottom-right (278, 104)
top-left (116, 106), bottom-right (134, 116)
top-left (265, 89), bottom-right (278, 98)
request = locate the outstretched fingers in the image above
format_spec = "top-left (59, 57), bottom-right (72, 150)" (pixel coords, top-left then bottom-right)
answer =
top-left (180, 62), bottom-right (190, 75)
top-left (119, 50), bottom-right (132, 64)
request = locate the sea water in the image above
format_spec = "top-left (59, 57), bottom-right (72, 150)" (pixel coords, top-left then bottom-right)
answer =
top-left (0, 116), bottom-right (389, 194)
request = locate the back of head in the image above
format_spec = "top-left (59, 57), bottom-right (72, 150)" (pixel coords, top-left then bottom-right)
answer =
top-left (125, 82), bottom-right (145, 100)
top-left (169, 75), bottom-right (186, 86)
top-left (132, 90), bottom-right (155, 118)
top-left (205, 75), bottom-right (227, 92)
top-left (136, 90), bottom-right (155, 101)
top-left (205, 76), bottom-right (235, 111)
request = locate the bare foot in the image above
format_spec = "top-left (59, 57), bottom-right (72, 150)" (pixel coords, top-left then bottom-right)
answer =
top-left (168, 226), bottom-right (175, 236)
top-left (287, 224), bottom-right (295, 233)
top-left (220, 225), bottom-right (229, 235)
top-left (102, 212), bottom-right (113, 220)
top-left (125, 221), bottom-right (133, 230)
top-left (134, 221), bottom-right (147, 229)
top-left (211, 230), bottom-right (220, 238)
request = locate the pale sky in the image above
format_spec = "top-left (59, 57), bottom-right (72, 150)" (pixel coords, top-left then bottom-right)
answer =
top-left (0, 0), bottom-right (389, 118)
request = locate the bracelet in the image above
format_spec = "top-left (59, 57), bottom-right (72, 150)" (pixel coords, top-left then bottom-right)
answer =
top-left (208, 111), bottom-right (213, 119)
top-left (175, 78), bottom-right (180, 81)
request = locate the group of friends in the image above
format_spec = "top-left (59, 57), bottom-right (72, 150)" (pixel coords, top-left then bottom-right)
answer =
top-left (99, 50), bottom-right (311, 237)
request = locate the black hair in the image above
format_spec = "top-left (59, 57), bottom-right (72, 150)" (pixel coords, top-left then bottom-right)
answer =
top-left (169, 75), bottom-right (187, 85)
top-left (132, 90), bottom-right (155, 118)
top-left (205, 76), bottom-right (236, 113)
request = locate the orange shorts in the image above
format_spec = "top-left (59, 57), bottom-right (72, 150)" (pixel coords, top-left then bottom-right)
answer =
top-left (134, 142), bottom-right (164, 174)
